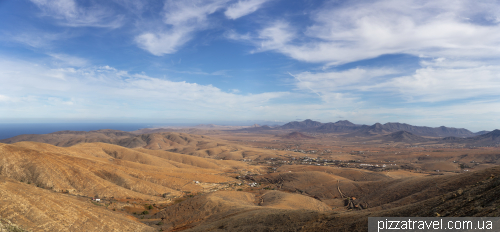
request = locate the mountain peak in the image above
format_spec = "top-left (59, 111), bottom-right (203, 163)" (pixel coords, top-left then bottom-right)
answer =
top-left (280, 119), bottom-right (323, 129)
top-left (333, 120), bottom-right (355, 126)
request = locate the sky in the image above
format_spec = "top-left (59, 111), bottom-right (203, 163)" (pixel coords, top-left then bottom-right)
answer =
top-left (1, 0), bottom-right (500, 131)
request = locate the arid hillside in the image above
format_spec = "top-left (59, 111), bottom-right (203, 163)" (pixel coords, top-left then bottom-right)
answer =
top-left (281, 131), bottom-right (315, 139)
top-left (0, 142), bottom-right (263, 200)
top-left (0, 131), bottom-right (285, 161)
top-left (0, 176), bottom-right (155, 232)
top-left (0, 130), bottom-right (136, 147)
top-left (151, 166), bottom-right (500, 232)
top-left (1, 128), bottom-right (499, 232)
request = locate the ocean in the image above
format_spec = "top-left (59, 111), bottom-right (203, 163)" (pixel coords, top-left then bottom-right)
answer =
top-left (0, 123), bottom-right (190, 140)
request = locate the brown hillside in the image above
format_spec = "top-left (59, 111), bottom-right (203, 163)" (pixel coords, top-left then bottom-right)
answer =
top-left (282, 131), bottom-right (314, 139)
top-left (0, 176), bottom-right (155, 232)
top-left (0, 142), bottom-right (256, 199)
top-left (152, 190), bottom-right (330, 231)
top-left (1, 131), bottom-right (284, 161)
top-left (154, 166), bottom-right (500, 232)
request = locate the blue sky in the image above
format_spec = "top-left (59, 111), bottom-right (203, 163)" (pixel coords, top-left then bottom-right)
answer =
top-left (1, 0), bottom-right (500, 131)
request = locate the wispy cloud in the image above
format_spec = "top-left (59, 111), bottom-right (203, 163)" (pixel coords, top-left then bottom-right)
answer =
top-left (48, 53), bottom-right (88, 67)
top-left (225, 0), bottom-right (269, 20)
top-left (0, 57), bottom-right (288, 119)
top-left (135, 0), bottom-right (230, 56)
top-left (30, 0), bottom-right (124, 28)
top-left (290, 68), bottom-right (398, 104)
top-left (166, 69), bottom-right (230, 76)
top-left (135, 28), bottom-right (192, 56)
top-left (229, 0), bottom-right (500, 65)
top-left (290, 58), bottom-right (500, 104)
top-left (226, 20), bottom-right (296, 53)
top-left (6, 31), bottom-right (67, 48)
top-left (378, 59), bottom-right (500, 102)
top-left (2, 56), bottom-right (500, 130)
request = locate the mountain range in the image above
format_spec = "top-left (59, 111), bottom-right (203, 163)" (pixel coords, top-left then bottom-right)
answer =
top-left (265, 119), bottom-right (490, 138)
top-left (1, 120), bottom-right (498, 147)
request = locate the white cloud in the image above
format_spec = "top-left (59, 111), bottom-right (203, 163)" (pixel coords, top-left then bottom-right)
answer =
top-left (255, 21), bottom-right (295, 52)
top-left (3, 56), bottom-right (500, 130)
top-left (227, 21), bottom-right (296, 53)
top-left (289, 57), bottom-right (500, 105)
top-left (0, 57), bottom-right (289, 119)
top-left (135, 0), bottom-right (230, 56)
top-left (379, 59), bottom-right (500, 102)
top-left (231, 0), bottom-right (500, 65)
top-left (225, 0), bottom-right (269, 20)
top-left (0, 95), bottom-right (11, 102)
top-left (292, 68), bottom-right (396, 91)
top-left (163, 0), bottom-right (229, 26)
top-left (135, 28), bottom-right (192, 56)
top-left (30, 0), bottom-right (123, 28)
top-left (290, 68), bottom-right (397, 104)
top-left (48, 53), bottom-right (88, 67)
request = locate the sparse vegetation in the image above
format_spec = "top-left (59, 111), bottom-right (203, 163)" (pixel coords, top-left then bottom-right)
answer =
top-left (0, 218), bottom-right (29, 232)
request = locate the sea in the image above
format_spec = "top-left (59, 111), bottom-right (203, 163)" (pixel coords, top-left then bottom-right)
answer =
top-left (0, 123), bottom-right (193, 140)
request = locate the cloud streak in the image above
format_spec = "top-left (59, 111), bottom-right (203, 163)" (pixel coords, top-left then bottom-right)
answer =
top-left (135, 0), bottom-right (231, 56)
top-left (30, 0), bottom-right (124, 28)
top-left (225, 0), bottom-right (269, 19)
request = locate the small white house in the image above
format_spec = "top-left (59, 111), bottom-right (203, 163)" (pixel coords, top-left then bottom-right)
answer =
top-left (93, 198), bottom-right (100, 202)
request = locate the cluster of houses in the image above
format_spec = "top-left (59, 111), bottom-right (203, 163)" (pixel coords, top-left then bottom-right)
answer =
top-left (251, 155), bottom-right (406, 172)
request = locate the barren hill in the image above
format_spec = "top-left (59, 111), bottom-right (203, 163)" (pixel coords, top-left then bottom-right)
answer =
top-left (279, 119), bottom-right (323, 129)
top-left (471, 129), bottom-right (500, 142)
top-left (151, 190), bottom-right (331, 231)
top-left (441, 129), bottom-right (500, 147)
top-left (275, 120), bottom-right (477, 137)
top-left (382, 131), bottom-right (429, 143)
top-left (312, 120), bottom-right (360, 133)
top-left (345, 123), bottom-right (392, 137)
top-left (345, 122), bottom-right (475, 138)
top-left (475, 130), bottom-right (491, 136)
top-left (0, 142), bottom-right (259, 200)
top-left (0, 140), bottom-right (269, 230)
top-left (1, 127), bottom-right (500, 231)
top-left (0, 176), bottom-right (155, 232)
top-left (0, 131), bottom-right (284, 161)
top-left (0, 129), bottom-right (136, 147)
top-left (282, 131), bottom-right (314, 139)
top-left (146, 166), bottom-right (500, 231)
